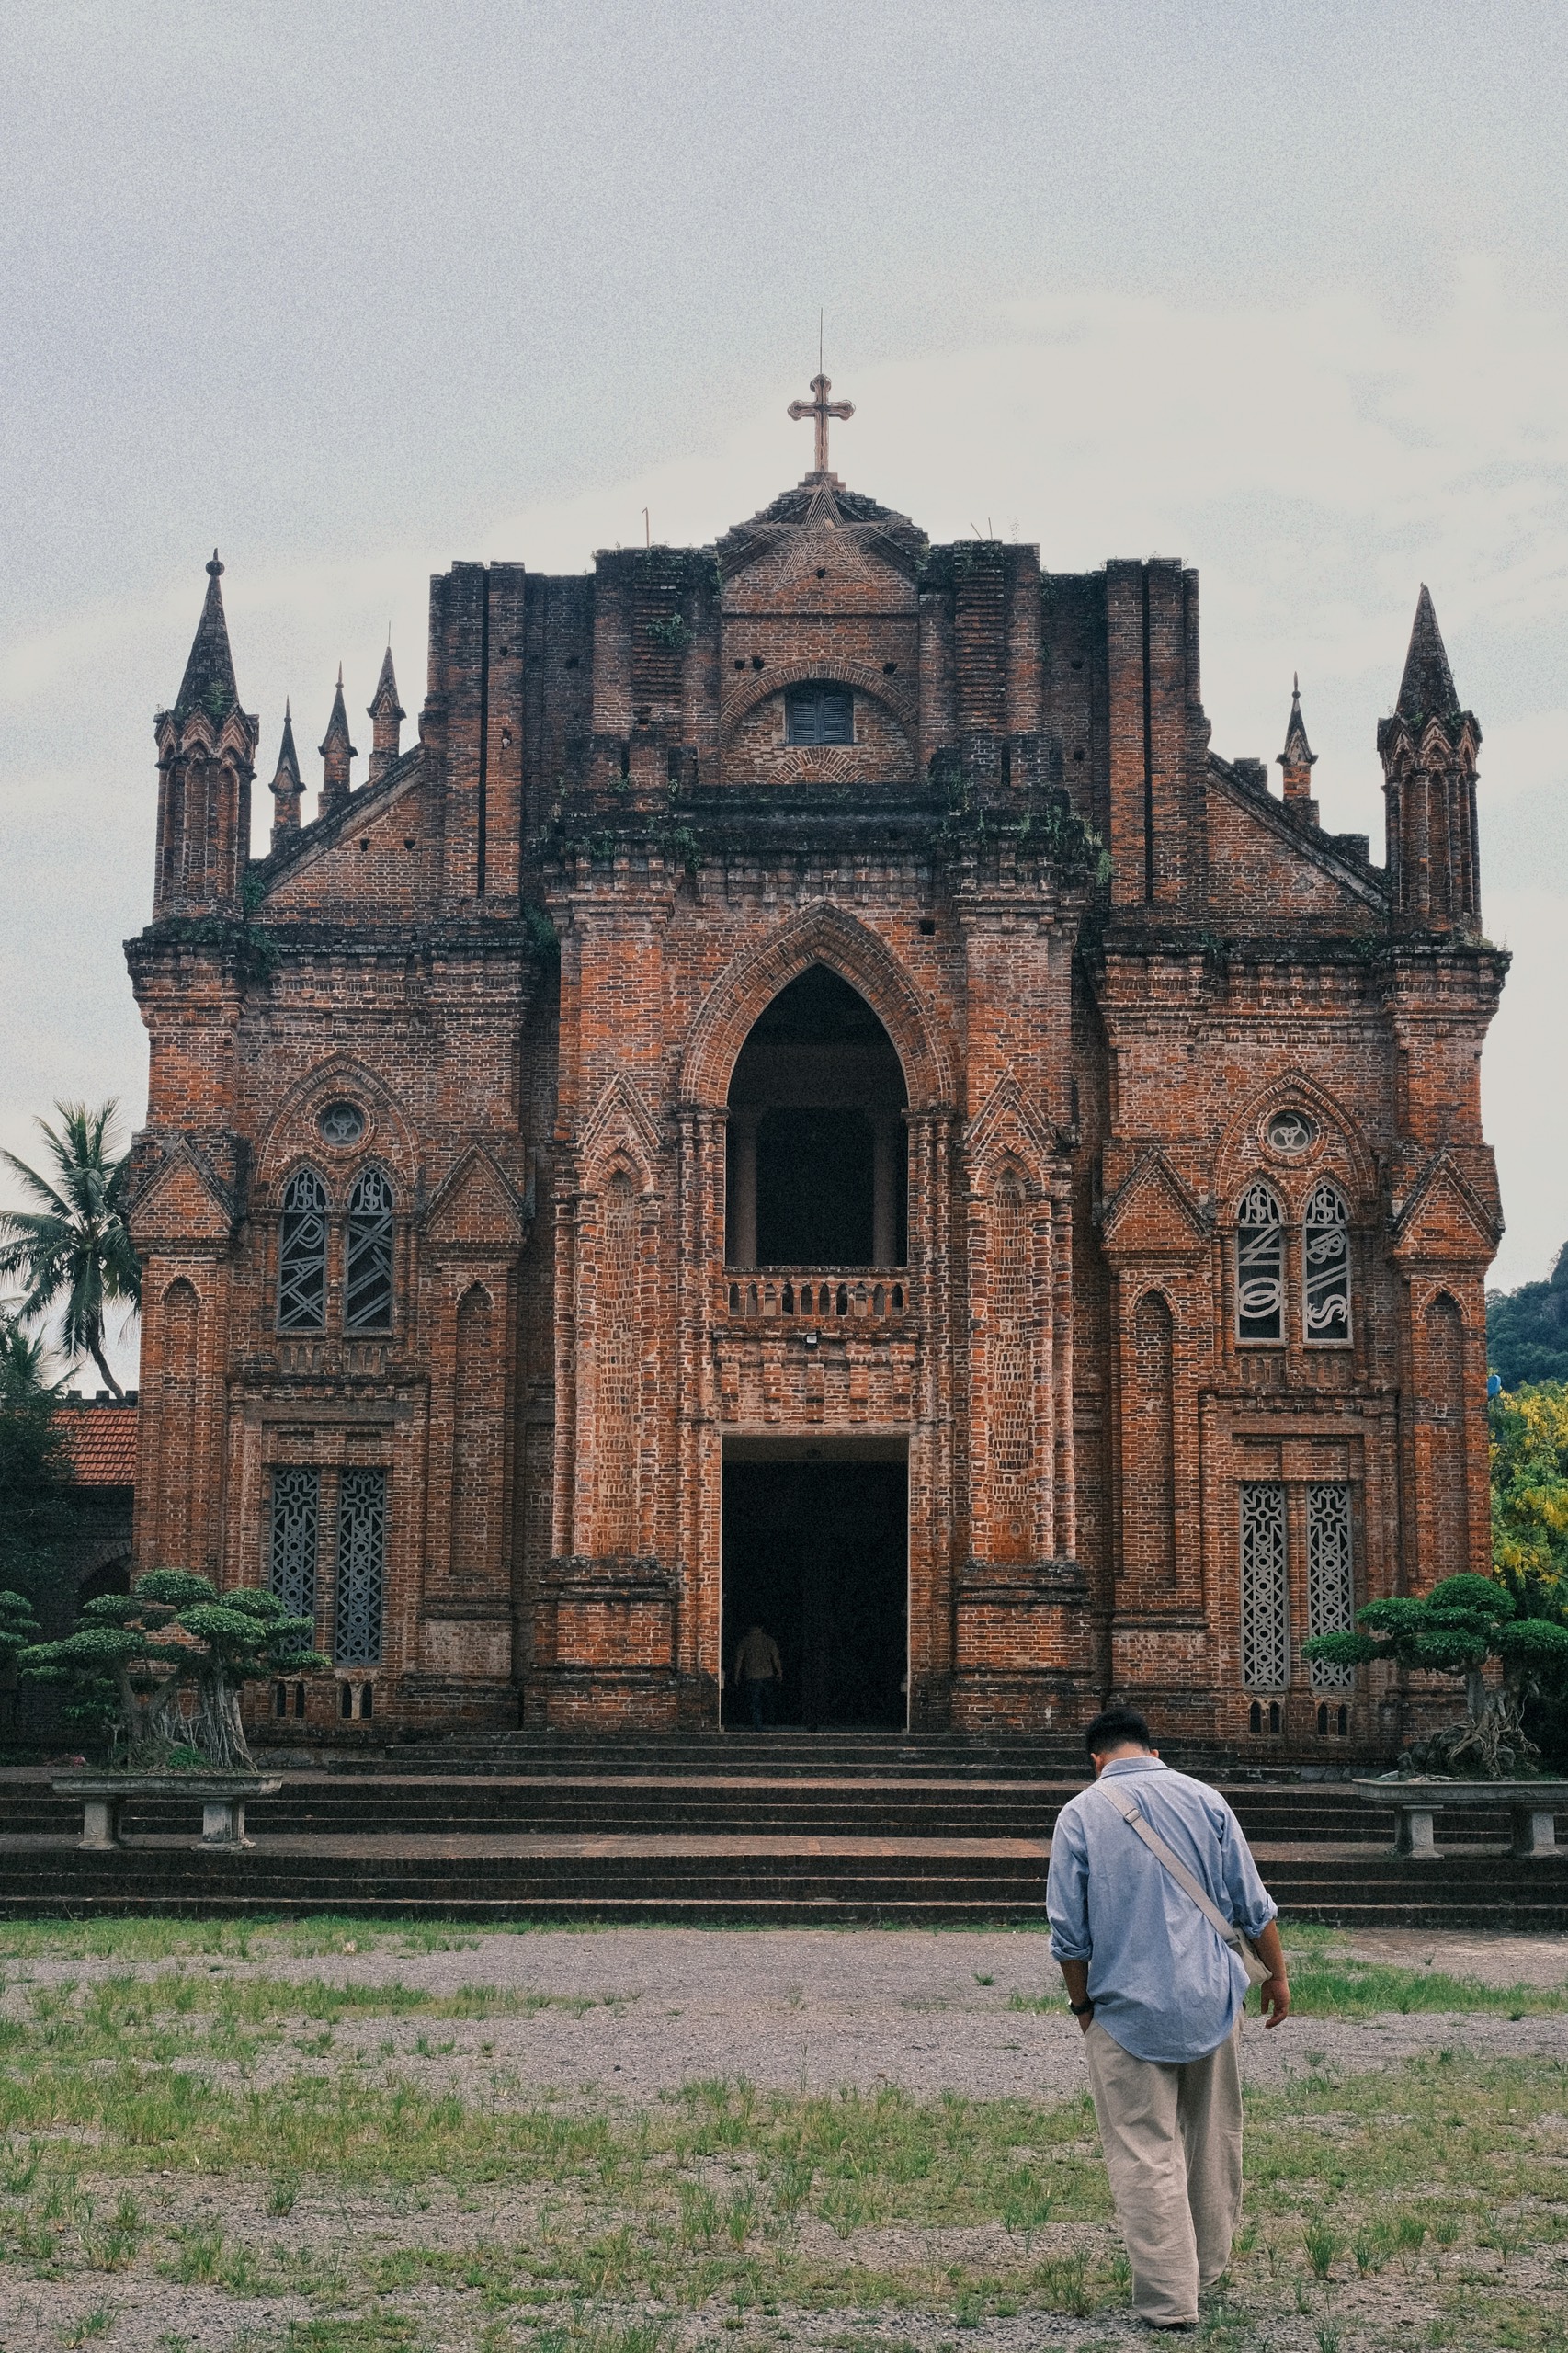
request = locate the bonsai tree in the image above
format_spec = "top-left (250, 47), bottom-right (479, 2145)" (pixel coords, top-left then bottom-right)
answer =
top-left (19, 1568), bottom-right (327, 1771)
top-left (0, 1587), bottom-right (40, 1669)
top-left (1303, 1573), bottom-right (1568, 1778)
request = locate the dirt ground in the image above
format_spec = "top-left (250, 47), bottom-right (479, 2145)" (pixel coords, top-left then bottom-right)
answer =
top-left (4, 1925), bottom-right (1568, 2353)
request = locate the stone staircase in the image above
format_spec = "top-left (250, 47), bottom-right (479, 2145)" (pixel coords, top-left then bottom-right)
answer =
top-left (2, 1733), bottom-right (1564, 1928)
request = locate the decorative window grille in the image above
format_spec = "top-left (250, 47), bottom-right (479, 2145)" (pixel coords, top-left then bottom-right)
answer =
top-left (345, 1166), bottom-right (394, 1331)
top-left (319, 1100), bottom-right (365, 1145)
top-left (785, 684), bottom-right (854, 745)
top-left (268, 1465), bottom-right (319, 1625)
top-left (334, 1467), bottom-right (386, 1666)
top-left (1306, 1483), bottom-right (1355, 1689)
top-left (1302, 1181), bottom-right (1352, 1345)
top-left (278, 1169), bottom-right (328, 1330)
top-left (1235, 1182), bottom-right (1284, 1342)
top-left (1239, 1482), bottom-right (1290, 1690)
top-left (1267, 1108), bottom-right (1316, 1155)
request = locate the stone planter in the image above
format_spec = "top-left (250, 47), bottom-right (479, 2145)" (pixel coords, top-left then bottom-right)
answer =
top-left (1352, 1776), bottom-right (1568, 1859)
top-left (52, 1773), bottom-right (282, 1852)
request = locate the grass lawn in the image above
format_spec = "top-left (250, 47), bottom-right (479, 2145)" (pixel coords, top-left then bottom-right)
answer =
top-left (0, 1918), bottom-right (1565, 2351)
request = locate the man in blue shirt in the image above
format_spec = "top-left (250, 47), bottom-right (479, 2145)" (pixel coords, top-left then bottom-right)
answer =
top-left (1047, 1706), bottom-right (1290, 2330)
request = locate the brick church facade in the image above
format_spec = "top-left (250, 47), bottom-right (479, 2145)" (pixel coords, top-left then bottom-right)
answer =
top-left (123, 381), bottom-right (1506, 1751)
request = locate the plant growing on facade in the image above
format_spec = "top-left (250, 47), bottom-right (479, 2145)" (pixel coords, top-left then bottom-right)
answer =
top-left (1303, 1573), bottom-right (1568, 1778)
top-left (19, 1569), bottom-right (326, 1771)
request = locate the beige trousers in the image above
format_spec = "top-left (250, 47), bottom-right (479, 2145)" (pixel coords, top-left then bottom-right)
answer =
top-left (1083, 2018), bottom-right (1244, 2326)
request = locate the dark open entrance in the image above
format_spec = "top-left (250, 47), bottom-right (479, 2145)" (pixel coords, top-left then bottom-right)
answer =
top-left (722, 1443), bottom-right (908, 1730)
top-left (727, 965), bottom-right (908, 1267)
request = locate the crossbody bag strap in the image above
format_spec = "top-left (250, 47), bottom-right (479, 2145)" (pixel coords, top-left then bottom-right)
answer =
top-left (1094, 1779), bottom-right (1266, 1977)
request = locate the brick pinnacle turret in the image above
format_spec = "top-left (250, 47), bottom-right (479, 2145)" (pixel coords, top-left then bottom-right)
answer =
top-left (268, 700), bottom-right (303, 846)
top-left (367, 644), bottom-right (405, 785)
top-left (1277, 674), bottom-right (1318, 810)
top-left (319, 665), bottom-right (358, 815)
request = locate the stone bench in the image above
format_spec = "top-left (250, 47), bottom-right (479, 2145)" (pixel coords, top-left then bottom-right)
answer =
top-left (1352, 1776), bottom-right (1568, 1859)
top-left (52, 1774), bottom-right (282, 1851)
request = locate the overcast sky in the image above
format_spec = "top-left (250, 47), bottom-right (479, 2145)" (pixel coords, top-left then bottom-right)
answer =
top-left (4, 0), bottom-right (1566, 1386)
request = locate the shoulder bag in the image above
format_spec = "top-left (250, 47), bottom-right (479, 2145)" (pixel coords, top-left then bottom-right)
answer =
top-left (1094, 1779), bottom-right (1271, 1988)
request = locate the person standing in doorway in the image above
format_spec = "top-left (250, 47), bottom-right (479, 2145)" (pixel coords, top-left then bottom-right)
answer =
top-left (733, 1622), bottom-right (784, 1729)
top-left (1046, 1706), bottom-right (1290, 2332)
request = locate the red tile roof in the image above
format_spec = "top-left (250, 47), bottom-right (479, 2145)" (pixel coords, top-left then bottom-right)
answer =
top-left (56, 1404), bottom-right (138, 1487)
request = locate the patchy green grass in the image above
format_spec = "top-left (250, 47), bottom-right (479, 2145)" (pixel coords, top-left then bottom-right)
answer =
top-left (1007, 1924), bottom-right (1568, 2021)
top-left (2, 1922), bottom-right (1568, 2347)
top-left (0, 1915), bottom-right (489, 1963)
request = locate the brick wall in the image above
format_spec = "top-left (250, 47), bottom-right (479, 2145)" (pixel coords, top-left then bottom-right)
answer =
top-left (124, 469), bottom-right (1507, 1754)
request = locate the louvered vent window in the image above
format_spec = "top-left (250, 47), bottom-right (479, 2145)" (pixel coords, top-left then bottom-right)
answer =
top-left (334, 1468), bottom-right (386, 1666)
top-left (1239, 1481), bottom-right (1290, 1691)
top-left (1306, 1483), bottom-right (1355, 1689)
top-left (1235, 1181), bottom-right (1284, 1343)
top-left (1303, 1181), bottom-right (1351, 1345)
top-left (345, 1167), bottom-right (394, 1331)
top-left (268, 1466), bottom-right (319, 1626)
top-left (278, 1170), bottom-right (328, 1331)
top-left (786, 684), bottom-right (854, 745)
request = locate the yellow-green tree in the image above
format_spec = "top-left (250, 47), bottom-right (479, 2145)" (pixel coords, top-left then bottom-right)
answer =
top-left (1491, 1381), bottom-right (1568, 1612)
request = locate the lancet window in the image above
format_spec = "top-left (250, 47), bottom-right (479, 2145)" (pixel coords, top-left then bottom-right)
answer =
top-left (345, 1166), bottom-right (394, 1331)
top-left (1234, 1181), bottom-right (1284, 1343)
top-left (1306, 1483), bottom-right (1356, 1689)
top-left (278, 1169), bottom-right (328, 1330)
top-left (333, 1467), bottom-right (386, 1666)
top-left (1302, 1181), bottom-right (1352, 1345)
top-left (1239, 1481), bottom-right (1290, 1690)
top-left (267, 1465), bottom-right (320, 1625)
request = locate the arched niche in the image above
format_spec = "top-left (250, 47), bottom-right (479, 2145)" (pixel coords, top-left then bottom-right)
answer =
top-left (726, 964), bottom-right (908, 1269)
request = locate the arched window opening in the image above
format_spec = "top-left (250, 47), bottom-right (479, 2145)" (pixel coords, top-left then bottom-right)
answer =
top-left (1303, 1180), bottom-right (1352, 1345)
top-left (1249, 1700), bottom-right (1263, 1734)
top-left (278, 1169), bottom-right (328, 1331)
top-left (345, 1166), bottom-right (394, 1331)
top-left (1235, 1181), bottom-right (1284, 1343)
top-left (727, 965), bottom-right (908, 1268)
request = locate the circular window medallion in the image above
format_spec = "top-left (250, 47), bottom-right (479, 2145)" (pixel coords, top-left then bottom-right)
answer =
top-left (1267, 1108), bottom-right (1316, 1157)
top-left (318, 1100), bottom-right (366, 1146)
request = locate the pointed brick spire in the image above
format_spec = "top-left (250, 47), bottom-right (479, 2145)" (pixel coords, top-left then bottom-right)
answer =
top-left (268, 700), bottom-right (303, 845)
top-left (1277, 673), bottom-right (1318, 809)
top-left (319, 665), bottom-right (358, 813)
top-left (367, 643), bottom-right (405, 784)
top-left (1395, 585), bottom-right (1460, 727)
top-left (174, 551), bottom-right (238, 722)
top-left (1379, 585), bottom-right (1483, 931)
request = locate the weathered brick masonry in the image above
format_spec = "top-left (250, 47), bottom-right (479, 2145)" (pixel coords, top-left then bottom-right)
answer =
top-left (121, 410), bottom-right (1506, 1755)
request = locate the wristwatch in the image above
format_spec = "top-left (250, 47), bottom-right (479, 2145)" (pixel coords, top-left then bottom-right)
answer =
top-left (1069, 1999), bottom-right (1094, 2015)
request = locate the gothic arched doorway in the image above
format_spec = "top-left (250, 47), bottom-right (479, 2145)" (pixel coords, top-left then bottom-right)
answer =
top-left (720, 966), bottom-right (911, 1730)
top-left (725, 963), bottom-right (908, 1269)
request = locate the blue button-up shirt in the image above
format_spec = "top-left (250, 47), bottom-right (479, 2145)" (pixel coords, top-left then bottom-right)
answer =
top-left (1046, 1756), bottom-right (1278, 2063)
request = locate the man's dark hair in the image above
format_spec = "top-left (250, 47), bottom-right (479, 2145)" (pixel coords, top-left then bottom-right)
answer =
top-left (1084, 1705), bottom-right (1152, 1759)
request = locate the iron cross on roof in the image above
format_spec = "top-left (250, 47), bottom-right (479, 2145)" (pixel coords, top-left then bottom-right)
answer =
top-left (788, 373), bottom-right (855, 473)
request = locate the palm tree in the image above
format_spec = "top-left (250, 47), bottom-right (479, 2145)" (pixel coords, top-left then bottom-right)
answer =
top-left (0, 1313), bottom-right (57, 1400)
top-left (0, 1102), bottom-right (141, 1397)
